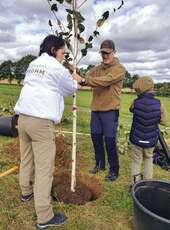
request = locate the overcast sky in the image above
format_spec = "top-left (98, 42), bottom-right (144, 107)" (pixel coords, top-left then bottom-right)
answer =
top-left (0, 0), bottom-right (170, 82)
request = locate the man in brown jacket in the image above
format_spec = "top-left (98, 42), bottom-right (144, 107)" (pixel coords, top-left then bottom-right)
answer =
top-left (80, 40), bottom-right (126, 181)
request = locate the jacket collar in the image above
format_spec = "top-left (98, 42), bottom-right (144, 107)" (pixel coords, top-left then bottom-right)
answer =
top-left (41, 52), bottom-right (61, 65)
top-left (100, 57), bottom-right (119, 69)
top-left (138, 92), bottom-right (155, 98)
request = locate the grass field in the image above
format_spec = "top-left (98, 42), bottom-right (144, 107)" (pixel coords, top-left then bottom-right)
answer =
top-left (0, 84), bottom-right (170, 230)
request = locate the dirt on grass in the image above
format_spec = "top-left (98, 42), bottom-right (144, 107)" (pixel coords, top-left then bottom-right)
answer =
top-left (52, 172), bottom-right (103, 205)
top-left (4, 133), bottom-right (71, 169)
top-left (4, 133), bottom-right (103, 205)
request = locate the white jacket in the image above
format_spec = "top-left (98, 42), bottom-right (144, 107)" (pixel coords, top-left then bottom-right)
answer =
top-left (14, 53), bottom-right (77, 124)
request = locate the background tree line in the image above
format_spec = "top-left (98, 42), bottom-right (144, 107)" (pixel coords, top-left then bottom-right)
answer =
top-left (0, 55), bottom-right (170, 96)
top-left (0, 55), bottom-right (36, 84)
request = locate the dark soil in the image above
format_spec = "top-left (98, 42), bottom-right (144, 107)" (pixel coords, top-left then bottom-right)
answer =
top-left (52, 172), bottom-right (103, 205)
top-left (4, 134), bottom-right (71, 169)
top-left (4, 133), bottom-right (103, 205)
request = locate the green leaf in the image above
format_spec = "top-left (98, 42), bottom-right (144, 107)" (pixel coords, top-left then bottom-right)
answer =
top-left (81, 48), bottom-right (87, 57)
top-left (68, 34), bottom-right (72, 38)
top-left (79, 38), bottom-right (85, 44)
top-left (88, 36), bottom-right (93, 42)
top-left (51, 4), bottom-right (58, 12)
top-left (65, 53), bottom-right (72, 62)
top-left (56, 0), bottom-right (64, 3)
top-left (74, 11), bottom-right (85, 23)
top-left (66, 9), bottom-right (73, 14)
top-left (48, 19), bottom-right (52, 27)
top-left (67, 57), bottom-right (73, 62)
top-left (65, 0), bottom-right (72, 3)
top-left (67, 13), bottom-right (73, 30)
top-left (65, 39), bottom-right (72, 51)
top-left (67, 14), bottom-right (72, 24)
top-left (93, 30), bottom-right (100, 36)
top-left (67, 23), bottom-right (73, 30)
top-left (102, 11), bottom-right (109, 20)
top-left (65, 53), bottom-right (70, 59)
top-left (96, 18), bottom-right (105, 27)
top-left (78, 24), bottom-right (85, 33)
top-left (59, 32), bottom-right (70, 37)
top-left (85, 43), bottom-right (92, 49)
top-left (77, 34), bottom-right (85, 44)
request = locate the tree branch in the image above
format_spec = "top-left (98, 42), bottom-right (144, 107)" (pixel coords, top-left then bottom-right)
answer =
top-left (46, 0), bottom-right (66, 32)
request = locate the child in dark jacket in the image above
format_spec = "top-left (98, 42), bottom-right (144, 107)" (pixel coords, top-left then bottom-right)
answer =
top-left (129, 76), bottom-right (166, 184)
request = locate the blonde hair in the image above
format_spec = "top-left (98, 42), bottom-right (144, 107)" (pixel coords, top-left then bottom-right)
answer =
top-left (133, 76), bottom-right (154, 94)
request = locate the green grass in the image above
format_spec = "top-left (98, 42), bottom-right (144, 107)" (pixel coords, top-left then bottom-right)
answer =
top-left (0, 84), bottom-right (21, 109)
top-left (0, 84), bottom-right (21, 96)
top-left (65, 90), bottom-right (93, 108)
top-left (0, 84), bottom-right (170, 230)
top-left (63, 91), bottom-right (170, 133)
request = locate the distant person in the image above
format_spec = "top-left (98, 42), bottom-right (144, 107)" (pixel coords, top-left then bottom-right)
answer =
top-left (79, 40), bottom-right (126, 181)
top-left (14, 35), bottom-right (81, 229)
top-left (129, 76), bottom-right (167, 185)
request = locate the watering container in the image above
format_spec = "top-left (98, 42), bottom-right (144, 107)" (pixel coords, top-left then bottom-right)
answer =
top-left (132, 180), bottom-right (170, 230)
top-left (0, 115), bottom-right (18, 137)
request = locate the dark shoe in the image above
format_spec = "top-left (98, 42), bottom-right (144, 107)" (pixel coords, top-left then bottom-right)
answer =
top-left (21, 192), bottom-right (34, 202)
top-left (89, 166), bottom-right (105, 174)
top-left (37, 213), bottom-right (67, 229)
top-left (105, 171), bottom-right (118, 181)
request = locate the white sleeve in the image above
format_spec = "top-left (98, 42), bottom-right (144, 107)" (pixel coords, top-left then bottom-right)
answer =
top-left (57, 68), bottom-right (78, 96)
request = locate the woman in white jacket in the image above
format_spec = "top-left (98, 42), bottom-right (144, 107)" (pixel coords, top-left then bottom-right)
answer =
top-left (14, 35), bottom-right (81, 229)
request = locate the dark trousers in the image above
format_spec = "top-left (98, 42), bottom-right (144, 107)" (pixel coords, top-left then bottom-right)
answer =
top-left (90, 110), bottom-right (119, 175)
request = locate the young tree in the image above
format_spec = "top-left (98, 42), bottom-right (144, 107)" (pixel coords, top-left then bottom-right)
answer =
top-left (47, 0), bottom-right (125, 192)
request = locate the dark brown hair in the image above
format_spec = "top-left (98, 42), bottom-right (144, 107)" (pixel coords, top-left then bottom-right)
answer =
top-left (39, 35), bottom-right (65, 57)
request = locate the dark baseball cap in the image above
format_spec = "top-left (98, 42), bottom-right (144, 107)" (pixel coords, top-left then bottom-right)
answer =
top-left (100, 40), bottom-right (115, 53)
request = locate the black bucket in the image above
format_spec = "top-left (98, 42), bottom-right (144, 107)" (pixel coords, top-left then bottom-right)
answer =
top-left (132, 180), bottom-right (170, 230)
top-left (0, 115), bottom-right (18, 137)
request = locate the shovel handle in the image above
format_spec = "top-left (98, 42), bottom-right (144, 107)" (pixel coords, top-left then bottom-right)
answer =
top-left (0, 165), bottom-right (19, 178)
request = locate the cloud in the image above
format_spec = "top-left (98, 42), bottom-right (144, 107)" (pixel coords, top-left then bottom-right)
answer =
top-left (0, 0), bottom-right (170, 82)
top-left (91, 0), bottom-right (170, 81)
top-left (0, 32), bottom-right (16, 44)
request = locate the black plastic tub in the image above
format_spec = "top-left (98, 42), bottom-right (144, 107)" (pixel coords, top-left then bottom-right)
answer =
top-left (132, 180), bottom-right (170, 230)
top-left (0, 115), bottom-right (18, 137)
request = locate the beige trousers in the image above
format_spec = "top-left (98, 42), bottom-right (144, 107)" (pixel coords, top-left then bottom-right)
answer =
top-left (130, 144), bottom-right (154, 183)
top-left (18, 114), bottom-right (56, 223)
